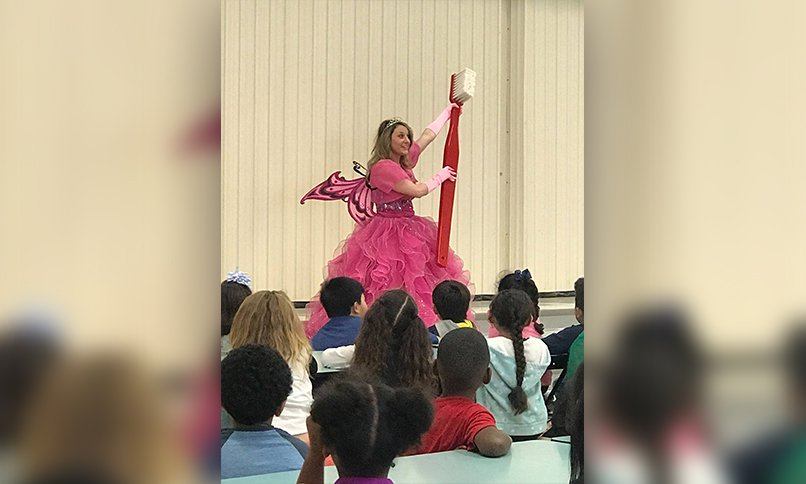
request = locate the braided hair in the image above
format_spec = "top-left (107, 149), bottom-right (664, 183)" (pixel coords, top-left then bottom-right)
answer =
top-left (489, 289), bottom-right (533, 414)
top-left (352, 289), bottom-right (434, 391)
top-left (311, 378), bottom-right (433, 477)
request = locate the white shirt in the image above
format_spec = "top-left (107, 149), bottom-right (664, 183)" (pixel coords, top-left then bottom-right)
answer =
top-left (321, 344), bottom-right (355, 369)
top-left (272, 358), bottom-right (313, 436)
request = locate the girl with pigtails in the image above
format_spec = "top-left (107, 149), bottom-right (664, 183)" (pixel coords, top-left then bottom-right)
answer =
top-left (320, 289), bottom-right (437, 394)
top-left (477, 289), bottom-right (552, 441)
top-left (302, 104), bottom-right (474, 339)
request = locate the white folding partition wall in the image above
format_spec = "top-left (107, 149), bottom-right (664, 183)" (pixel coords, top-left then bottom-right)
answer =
top-left (222, 0), bottom-right (583, 300)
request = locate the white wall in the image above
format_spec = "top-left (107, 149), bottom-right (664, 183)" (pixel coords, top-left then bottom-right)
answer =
top-left (222, 0), bottom-right (583, 299)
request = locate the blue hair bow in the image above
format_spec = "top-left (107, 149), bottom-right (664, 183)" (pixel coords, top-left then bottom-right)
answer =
top-left (226, 269), bottom-right (252, 288)
top-left (514, 269), bottom-right (532, 282)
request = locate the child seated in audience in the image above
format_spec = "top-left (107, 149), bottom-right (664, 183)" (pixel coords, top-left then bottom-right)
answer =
top-left (321, 289), bottom-right (436, 393)
top-left (311, 277), bottom-right (368, 351)
top-left (221, 345), bottom-right (308, 478)
top-left (413, 328), bottom-right (512, 457)
top-left (542, 277), bottom-right (584, 368)
top-left (296, 378), bottom-right (433, 484)
top-left (477, 289), bottom-right (552, 441)
top-left (567, 363), bottom-right (584, 484)
top-left (230, 290), bottom-right (313, 441)
top-left (488, 270), bottom-right (543, 339)
top-left (430, 280), bottom-right (476, 338)
top-left (221, 270), bottom-right (252, 360)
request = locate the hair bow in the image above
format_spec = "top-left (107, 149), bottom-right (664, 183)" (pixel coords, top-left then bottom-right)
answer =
top-left (514, 269), bottom-right (532, 282)
top-left (226, 269), bottom-right (252, 288)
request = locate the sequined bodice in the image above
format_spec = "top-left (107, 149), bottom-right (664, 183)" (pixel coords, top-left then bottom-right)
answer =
top-left (375, 198), bottom-right (415, 217)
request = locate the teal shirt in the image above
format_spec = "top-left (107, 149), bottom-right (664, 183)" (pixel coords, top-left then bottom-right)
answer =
top-left (566, 332), bottom-right (584, 381)
top-left (476, 336), bottom-right (552, 436)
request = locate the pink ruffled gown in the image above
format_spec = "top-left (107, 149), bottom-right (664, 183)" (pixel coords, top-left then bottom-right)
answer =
top-left (305, 142), bottom-right (473, 338)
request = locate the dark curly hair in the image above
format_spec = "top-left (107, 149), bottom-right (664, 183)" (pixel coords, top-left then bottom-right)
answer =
top-left (574, 277), bottom-right (584, 312)
top-left (221, 344), bottom-right (292, 425)
top-left (490, 289), bottom-right (533, 415)
top-left (221, 280), bottom-right (252, 336)
top-left (311, 378), bottom-right (433, 477)
top-left (432, 280), bottom-right (471, 323)
top-left (351, 289), bottom-right (435, 392)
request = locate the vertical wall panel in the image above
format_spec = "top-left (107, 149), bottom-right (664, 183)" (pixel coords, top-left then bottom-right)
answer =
top-left (222, 0), bottom-right (583, 299)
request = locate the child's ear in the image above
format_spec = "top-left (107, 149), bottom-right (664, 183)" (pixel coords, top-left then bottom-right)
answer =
top-left (275, 399), bottom-right (287, 417)
top-left (483, 367), bottom-right (492, 385)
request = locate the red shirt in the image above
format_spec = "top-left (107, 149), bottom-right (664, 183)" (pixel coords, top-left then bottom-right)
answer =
top-left (414, 396), bottom-right (496, 454)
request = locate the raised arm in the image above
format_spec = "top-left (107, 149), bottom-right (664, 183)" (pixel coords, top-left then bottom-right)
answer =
top-left (296, 417), bottom-right (326, 484)
top-left (415, 103), bottom-right (460, 152)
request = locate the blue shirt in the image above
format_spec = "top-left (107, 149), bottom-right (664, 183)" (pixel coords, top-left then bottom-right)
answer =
top-left (311, 315), bottom-right (362, 350)
top-left (541, 324), bottom-right (583, 368)
top-left (220, 424), bottom-right (308, 478)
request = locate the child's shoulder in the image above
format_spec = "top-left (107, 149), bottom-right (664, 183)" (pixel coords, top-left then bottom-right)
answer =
top-left (436, 396), bottom-right (493, 418)
top-left (523, 337), bottom-right (551, 362)
top-left (486, 336), bottom-right (550, 363)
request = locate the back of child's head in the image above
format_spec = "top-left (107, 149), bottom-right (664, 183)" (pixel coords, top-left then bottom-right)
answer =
top-left (352, 289), bottom-right (433, 391)
top-left (320, 277), bottom-right (364, 317)
top-left (574, 276), bottom-right (584, 313)
top-left (432, 280), bottom-right (471, 323)
top-left (221, 273), bottom-right (253, 336)
top-left (311, 377), bottom-right (433, 477)
top-left (604, 307), bottom-right (702, 452)
top-left (436, 328), bottom-right (489, 394)
top-left (221, 344), bottom-right (292, 426)
top-left (0, 326), bottom-right (62, 446)
top-left (784, 325), bottom-right (806, 401)
top-left (230, 290), bottom-right (311, 366)
top-left (489, 289), bottom-right (534, 415)
top-left (498, 269), bottom-right (540, 320)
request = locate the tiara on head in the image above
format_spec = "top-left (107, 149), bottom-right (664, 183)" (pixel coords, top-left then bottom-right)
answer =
top-left (225, 269), bottom-right (252, 288)
top-left (384, 117), bottom-right (405, 130)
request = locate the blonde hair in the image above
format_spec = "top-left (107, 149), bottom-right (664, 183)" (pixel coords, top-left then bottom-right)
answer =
top-left (230, 290), bottom-right (312, 367)
top-left (366, 119), bottom-right (415, 174)
top-left (20, 354), bottom-right (184, 484)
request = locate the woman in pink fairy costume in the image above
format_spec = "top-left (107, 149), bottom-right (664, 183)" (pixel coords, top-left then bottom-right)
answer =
top-left (305, 104), bottom-right (474, 338)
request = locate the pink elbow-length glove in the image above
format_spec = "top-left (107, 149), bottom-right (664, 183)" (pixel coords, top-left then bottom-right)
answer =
top-left (426, 103), bottom-right (461, 135)
top-left (425, 166), bottom-right (457, 193)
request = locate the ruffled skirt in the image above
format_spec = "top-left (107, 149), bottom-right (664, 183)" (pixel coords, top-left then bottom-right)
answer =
top-left (305, 213), bottom-right (473, 338)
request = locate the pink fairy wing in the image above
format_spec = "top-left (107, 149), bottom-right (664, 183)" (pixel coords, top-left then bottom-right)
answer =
top-left (300, 171), bottom-right (375, 224)
top-left (348, 182), bottom-right (376, 225)
top-left (299, 171), bottom-right (363, 202)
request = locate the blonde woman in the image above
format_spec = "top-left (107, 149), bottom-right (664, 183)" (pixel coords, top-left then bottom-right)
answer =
top-left (305, 104), bottom-right (473, 339)
top-left (230, 290), bottom-right (313, 441)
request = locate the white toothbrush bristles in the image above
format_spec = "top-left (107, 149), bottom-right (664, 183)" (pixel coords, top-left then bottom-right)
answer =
top-left (451, 68), bottom-right (476, 104)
